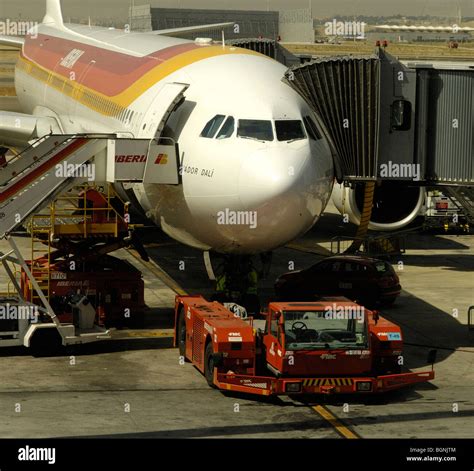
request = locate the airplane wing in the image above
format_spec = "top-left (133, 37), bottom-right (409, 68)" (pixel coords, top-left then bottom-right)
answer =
top-left (0, 35), bottom-right (24, 48)
top-left (154, 22), bottom-right (235, 37)
top-left (0, 112), bottom-right (62, 148)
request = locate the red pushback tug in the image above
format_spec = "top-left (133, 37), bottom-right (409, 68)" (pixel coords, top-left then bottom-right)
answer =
top-left (174, 296), bottom-right (434, 396)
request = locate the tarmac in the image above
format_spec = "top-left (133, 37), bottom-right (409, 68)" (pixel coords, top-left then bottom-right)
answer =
top-left (0, 206), bottom-right (472, 438)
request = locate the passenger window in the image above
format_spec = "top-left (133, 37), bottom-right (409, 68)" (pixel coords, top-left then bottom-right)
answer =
top-left (216, 116), bottom-right (235, 139)
top-left (312, 262), bottom-right (329, 272)
top-left (238, 120), bottom-right (274, 142)
top-left (275, 120), bottom-right (306, 142)
top-left (303, 116), bottom-right (323, 141)
top-left (375, 262), bottom-right (390, 273)
top-left (201, 114), bottom-right (226, 138)
top-left (343, 263), bottom-right (357, 272)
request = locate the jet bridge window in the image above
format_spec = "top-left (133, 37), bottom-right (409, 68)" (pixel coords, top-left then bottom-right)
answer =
top-left (216, 116), bottom-right (235, 139)
top-left (201, 114), bottom-right (226, 138)
top-left (303, 116), bottom-right (323, 141)
top-left (391, 100), bottom-right (412, 131)
top-left (275, 120), bottom-right (306, 142)
top-left (237, 120), bottom-right (274, 142)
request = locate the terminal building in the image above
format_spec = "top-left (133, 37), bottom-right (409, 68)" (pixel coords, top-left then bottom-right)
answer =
top-left (130, 5), bottom-right (278, 40)
top-left (368, 25), bottom-right (473, 43)
top-left (130, 5), bottom-right (315, 43)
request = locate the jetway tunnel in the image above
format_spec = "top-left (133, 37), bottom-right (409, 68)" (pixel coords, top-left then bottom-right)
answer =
top-left (283, 48), bottom-right (473, 186)
top-left (284, 50), bottom-right (473, 229)
top-left (236, 40), bottom-right (473, 230)
top-left (229, 38), bottom-right (301, 68)
top-left (236, 41), bottom-right (473, 185)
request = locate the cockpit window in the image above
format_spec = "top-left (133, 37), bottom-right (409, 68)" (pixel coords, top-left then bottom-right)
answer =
top-left (201, 114), bottom-right (226, 138)
top-left (216, 116), bottom-right (235, 139)
top-left (303, 116), bottom-right (323, 141)
top-left (275, 120), bottom-right (306, 142)
top-left (237, 120), bottom-right (274, 142)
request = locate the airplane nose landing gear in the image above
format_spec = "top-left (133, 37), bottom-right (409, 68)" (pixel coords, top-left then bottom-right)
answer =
top-left (210, 253), bottom-right (272, 315)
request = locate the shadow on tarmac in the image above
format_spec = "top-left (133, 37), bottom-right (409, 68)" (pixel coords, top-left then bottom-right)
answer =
top-left (58, 419), bottom-right (335, 439)
top-left (144, 224), bottom-right (473, 373)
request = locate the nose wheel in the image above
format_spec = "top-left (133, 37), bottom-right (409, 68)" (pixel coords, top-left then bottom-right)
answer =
top-left (211, 254), bottom-right (271, 315)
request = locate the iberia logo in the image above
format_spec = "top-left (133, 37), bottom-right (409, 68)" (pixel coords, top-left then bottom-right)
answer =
top-left (155, 153), bottom-right (168, 165)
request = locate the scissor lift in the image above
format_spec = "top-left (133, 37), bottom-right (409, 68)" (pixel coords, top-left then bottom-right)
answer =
top-left (21, 183), bottom-right (147, 328)
top-left (25, 183), bottom-right (132, 303)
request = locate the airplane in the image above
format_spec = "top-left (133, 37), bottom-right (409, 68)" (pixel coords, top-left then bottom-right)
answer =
top-left (0, 0), bottom-right (334, 262)
top-left (0, 1), bottom-right (423, 307)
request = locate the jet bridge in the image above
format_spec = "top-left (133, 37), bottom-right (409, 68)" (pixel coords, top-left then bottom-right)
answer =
top-left (235, 41), bottom-right (473, 187)
top-left (284, 49), bottom-right (474, 186)
top-left (283, 48), bottom-right (474, 235)
top-left (223, 39), bottom-right (472, 251)
top-left (229, 38), bottom-right (301, 67)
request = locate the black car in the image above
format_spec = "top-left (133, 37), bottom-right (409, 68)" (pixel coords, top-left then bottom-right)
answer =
top-left (275, 255), bottom-right (401, 306)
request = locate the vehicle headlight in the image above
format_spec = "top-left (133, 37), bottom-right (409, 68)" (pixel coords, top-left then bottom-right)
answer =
top-left (285, 382), bottom-right (302, 393)
top-left (356, 381), bottom-right (372, 392)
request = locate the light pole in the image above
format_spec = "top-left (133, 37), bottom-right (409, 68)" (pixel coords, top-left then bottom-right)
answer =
top-left (129, 0), bottom-right (135, 31)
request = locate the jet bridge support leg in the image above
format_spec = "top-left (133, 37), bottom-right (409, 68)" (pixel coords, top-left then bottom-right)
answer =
top-left (346, 181), bottom-right (375, 254)
top-left (345, 182), bottom-right (396, 256)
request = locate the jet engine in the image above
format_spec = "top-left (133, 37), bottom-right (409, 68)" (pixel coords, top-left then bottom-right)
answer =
top-left (332, 182), bottom-right (425, 231)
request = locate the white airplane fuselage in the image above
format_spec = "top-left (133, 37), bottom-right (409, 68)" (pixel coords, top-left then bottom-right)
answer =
top-left (15, 23), bottom-right (334, 254)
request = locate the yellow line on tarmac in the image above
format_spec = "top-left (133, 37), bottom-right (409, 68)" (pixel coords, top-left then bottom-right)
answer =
top-left (312, 405), bottom-right (360, 439)
top-left (127, 248), bottom-right (360, 440)
top-left (112, 329), bottom-right (174, 340)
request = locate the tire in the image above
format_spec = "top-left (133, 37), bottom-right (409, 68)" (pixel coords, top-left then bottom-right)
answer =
top-left (177, 309), bottom-right (187, 358)
top-left (30, 329), bottom-right (63, 357)
top-left (204, 341), bottom-right (217, 388)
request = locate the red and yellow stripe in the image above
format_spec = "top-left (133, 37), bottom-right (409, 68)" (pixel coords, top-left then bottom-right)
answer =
top-left (19, 33), bottom-right (265, 116)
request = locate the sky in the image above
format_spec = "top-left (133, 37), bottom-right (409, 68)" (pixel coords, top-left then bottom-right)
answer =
top-left (0, 0), bottom-right (472, 21)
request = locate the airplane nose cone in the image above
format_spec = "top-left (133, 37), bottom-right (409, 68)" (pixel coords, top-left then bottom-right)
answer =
top-left (239, 148), bottom-right (310, 206)
top-left (236, 146), bottom-right (333, 251)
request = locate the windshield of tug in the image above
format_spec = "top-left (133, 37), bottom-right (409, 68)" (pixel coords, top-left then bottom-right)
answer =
top-left (283, 310), bottom-right (368, 351)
